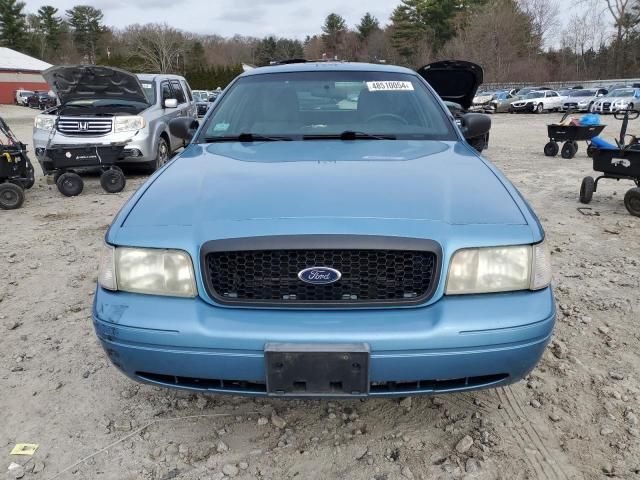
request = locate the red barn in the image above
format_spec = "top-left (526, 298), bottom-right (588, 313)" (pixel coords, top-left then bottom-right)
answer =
top-left (0, 47), bottom-right (52, 104)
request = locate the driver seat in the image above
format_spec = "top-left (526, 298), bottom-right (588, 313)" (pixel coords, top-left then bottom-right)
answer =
top-left (357, 88), bottom-right (419, 125)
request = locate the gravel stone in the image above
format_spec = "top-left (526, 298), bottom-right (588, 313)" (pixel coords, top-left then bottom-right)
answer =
top-left (455, 435), bottom-right (474, 453)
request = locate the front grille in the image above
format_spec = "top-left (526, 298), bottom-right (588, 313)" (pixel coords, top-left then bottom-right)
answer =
top-left (564, 102), bottom-right (577, 108)
top-left (57, 117), bottom-right (112, 135)
top-left (603, 102), bottom-right (611, 111)
top-left (203, 240), bottom-right (439, 307)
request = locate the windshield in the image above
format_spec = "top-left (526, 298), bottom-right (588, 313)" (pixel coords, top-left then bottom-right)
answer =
top-left (606, 88), bottom-right (635, 97)
top-left (568, 89), bottom-right (595, 97)
top-left (20, 92), bottom-right (33, 97)
top-left (140, 81), bottom-right (155, 103)
top-left (495, 92), bottom-right (508, 100)
top-left (199, 71), bottom-right (455, 141)
top-left (193, 92), bottom-right (207, 102)
top-left (524, 92), bottom-right (543, 99)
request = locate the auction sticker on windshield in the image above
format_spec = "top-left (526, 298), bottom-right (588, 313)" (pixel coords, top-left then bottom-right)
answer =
top-left (366, 81), bottom-right (414, 92)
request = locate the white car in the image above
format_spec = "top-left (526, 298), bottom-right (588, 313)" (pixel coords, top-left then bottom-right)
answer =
top-left (591, 88), bottom-right (640, 114)
top-left (15, 89), bottom-right (34, 106)
top-left (560, 88), bottom-right (608, 112)
top-left (509, 90), bottom-right (563, 113)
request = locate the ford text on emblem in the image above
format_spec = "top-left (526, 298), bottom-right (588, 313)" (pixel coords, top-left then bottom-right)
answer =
top-left (298, 267), bottom-right (341, 285)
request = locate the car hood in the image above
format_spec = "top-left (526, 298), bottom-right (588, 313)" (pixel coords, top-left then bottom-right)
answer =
top-left (122, 141), bottom-right (526, 230)
top-left (598, 96), bottom-right (633, 103)
top-left (565, 96), bottom-right (594, 102)
top-left (416, 60), bottom-right (483, 110)
top-left (513, 97), bottom-right (543, 103)
top-left (43, 65), bottom-right (149, 106)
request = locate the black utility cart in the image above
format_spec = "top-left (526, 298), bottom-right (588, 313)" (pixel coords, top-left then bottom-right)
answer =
top-left (39, 143), bottom-right (127, 197)
top-left (579, 110), bottom-right (640, 217)
top-left (0, 117), bottom-right (35, 209)
top-left (544, 112), bottom-right (605, 159)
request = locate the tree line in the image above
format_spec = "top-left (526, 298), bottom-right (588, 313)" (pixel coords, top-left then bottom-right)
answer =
top-left (0, 0), bottom-right (638, 88)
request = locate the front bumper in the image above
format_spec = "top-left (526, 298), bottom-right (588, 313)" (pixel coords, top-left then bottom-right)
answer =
top-left (509, 103), bottom-right (535, 112)
top-left (93, 286), bottom-right (555, 397)
top-left (33, 126), bottom-right (155, 165)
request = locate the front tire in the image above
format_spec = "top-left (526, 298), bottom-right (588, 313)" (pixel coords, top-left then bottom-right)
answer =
top-left (100, 168), bottom-right (126, 193)
top-left (56, 172), bottom-right (84, 197)
top-left (544, 141), bottom-right (559, 156)
top-left (145, 136), bottom-right (170, 174)
top-left (0, 182), bottom-right (25, 209)
top-left (561, 141), bottom-right (576, 159)
top-left (624, 187), bottom-right (640, 216)
top-left (580, 176), bottom-right (594, 204)
top-left (536, 103), bottom-right (544, 114)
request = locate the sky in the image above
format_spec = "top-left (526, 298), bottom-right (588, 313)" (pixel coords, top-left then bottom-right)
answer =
top-left (23, 0), bottom-right (580, 41)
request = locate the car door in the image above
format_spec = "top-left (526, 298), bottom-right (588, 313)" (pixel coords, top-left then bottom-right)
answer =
top-left (180, 79), bottom-right (197, 119)
top-left (545, 91), bottom-right (558, 109)
top-left (161, 80), bottom-right (184, 149)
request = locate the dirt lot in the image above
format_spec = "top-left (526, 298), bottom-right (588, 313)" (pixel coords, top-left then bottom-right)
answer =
top-left (1, 104), bottom-right (639, 480)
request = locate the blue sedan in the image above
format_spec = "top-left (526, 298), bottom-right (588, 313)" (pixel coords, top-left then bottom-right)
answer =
top-left (95, 61), bottom-right (554, 397)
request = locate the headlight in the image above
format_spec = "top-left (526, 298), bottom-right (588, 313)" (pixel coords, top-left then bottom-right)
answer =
top-left (113, 116), bottom-right (146, 133)
top-left (98, 244), bottom-right (197, 297)
top-left (34, 116), bottom-right (55, 131)
top-left (446, 242), bottom-right (551, 295)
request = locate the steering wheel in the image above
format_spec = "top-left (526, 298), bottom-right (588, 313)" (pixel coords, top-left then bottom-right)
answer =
top-left (365, 113), bottom-right (408, 125)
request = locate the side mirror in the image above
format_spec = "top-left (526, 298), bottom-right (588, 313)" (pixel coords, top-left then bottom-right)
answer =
top-left (164, 98), bottom-right (178, 108)
top-left (460, 113), bottom-right (491, 140)
top-left (169, 117), bottom-right (199, 141)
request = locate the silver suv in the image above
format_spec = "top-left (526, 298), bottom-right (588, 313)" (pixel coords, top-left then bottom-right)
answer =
top-left (33, 66), bottom-right (197, 173)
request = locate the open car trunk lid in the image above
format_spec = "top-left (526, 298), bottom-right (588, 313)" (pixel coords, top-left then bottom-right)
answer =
top-left (416, 60), bottom-right (483, 110)
top-left (43, 65), bottom-right (149, 106)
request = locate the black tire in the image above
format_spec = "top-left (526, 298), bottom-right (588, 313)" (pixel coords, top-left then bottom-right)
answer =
top-left (56, 172), bottom-right (83, 197)
top-left (572, 141), bottom-right (579, 153)
top-left (579, 176), bottom-right (594, 204)
top-left (624, 187), bottom-right (640, 217)
top-left (561, 141), bottom-right (576, 159)
top-left (587, 144), bottom-right (596, 158)
top-left (544, 141), bottom-right (559, 157)
top-left (0, 182), bottom-right (24, 209)
top-left (145, 136), bottom-right (170, 174)
top-left (100, 168), bottom-right (126, 193)
top-left (536, 103), bottom-right (544, 114)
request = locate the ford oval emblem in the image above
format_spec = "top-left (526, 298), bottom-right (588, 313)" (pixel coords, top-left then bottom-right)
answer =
top-left (298, 267), bottom-right (342, 285)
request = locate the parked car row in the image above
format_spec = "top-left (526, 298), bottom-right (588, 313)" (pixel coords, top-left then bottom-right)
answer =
top-left (14, 89), bottom-right (57, 109)
top-left (471, 83), bottom-right (640, 114)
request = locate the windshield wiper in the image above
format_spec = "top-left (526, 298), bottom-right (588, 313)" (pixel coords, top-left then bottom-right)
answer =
top-left (303, 131), bottom-right (396, 140)
top-left (204, 133), bottom-right (292, 142)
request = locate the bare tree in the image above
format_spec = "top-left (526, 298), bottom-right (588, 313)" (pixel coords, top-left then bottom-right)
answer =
top-left (561, 0), bottom-right (604, 77)
top-left (123, 23), bottom-right (187, 73)
top-left (518, 0), bottom-right (561, 48)
top-left (600, 0), bottom-right (640, 74)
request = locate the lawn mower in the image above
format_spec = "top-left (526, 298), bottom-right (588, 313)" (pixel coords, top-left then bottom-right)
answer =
top-left (0, 116), bottom-right (35, 209)
top-left (579, 109), bottom-right (640, 216)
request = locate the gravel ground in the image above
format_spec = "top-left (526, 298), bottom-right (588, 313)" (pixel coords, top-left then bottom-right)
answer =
top-left (1, 104), bottom-right (639, 480)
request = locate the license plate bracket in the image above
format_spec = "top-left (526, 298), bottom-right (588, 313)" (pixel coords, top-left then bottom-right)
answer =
top-left (265, 343), bottom-right (370, 396)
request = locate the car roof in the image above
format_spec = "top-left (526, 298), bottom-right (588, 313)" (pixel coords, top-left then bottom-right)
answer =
top-left (241, 62), bottom-right (417, 77)
top-left (136, 73), bottom-right (188, 82)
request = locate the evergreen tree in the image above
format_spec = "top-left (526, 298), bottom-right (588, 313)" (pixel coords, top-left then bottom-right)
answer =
top-left (0, 0), bottom-right (28, 51)
top-left (357, 12), bottom-right (380, 40)
top-left (35, 5), bottom-right (63, 60)
top-left (66, 5), bottom-right (105, 63)
top-left (321, 13), bottom-right (347, 57)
